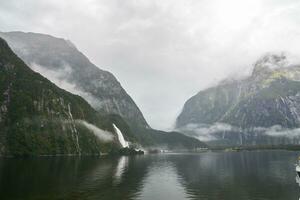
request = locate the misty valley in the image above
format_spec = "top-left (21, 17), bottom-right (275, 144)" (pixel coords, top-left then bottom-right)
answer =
top-left (2, 1), bottom-right (300, 198)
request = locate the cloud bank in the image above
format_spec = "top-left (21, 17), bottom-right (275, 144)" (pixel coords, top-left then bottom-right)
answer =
top-left (31, 63), bottom-right (100, 108)
top-left (2, 0), bottom-right (300, 130)
top-left (179, 123), bottom-right (300, 142)
top-left (177, 123), bottom-right (239, 141)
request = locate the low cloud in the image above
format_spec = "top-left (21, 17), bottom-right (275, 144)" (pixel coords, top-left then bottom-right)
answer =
top-left (261, 125), bottom-right (300, 138)
top-left (177, 123), bottom-right (239, 141)
top-left (76, 120), bottom-right (114, 142)
top-left (180, 123), bottom-right (300, 141)
top-left (31, 63), bottom-right (99, 107)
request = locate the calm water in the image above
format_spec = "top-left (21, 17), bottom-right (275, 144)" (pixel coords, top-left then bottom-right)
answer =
top-left (0, 151), bottom-right (299, 200)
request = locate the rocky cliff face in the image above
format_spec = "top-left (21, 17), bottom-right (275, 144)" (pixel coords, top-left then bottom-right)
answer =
top-left (0, 32), bottom-right (206, 151)
top-left (176, 53), bottom-right (300, 145)
top-left (0, 31), bottom-right (149, 128)
top-left (0, 37), bottom-right (127, 156)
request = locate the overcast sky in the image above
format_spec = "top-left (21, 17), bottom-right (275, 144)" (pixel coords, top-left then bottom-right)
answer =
top-left (1, 0), bottom-right (300, 130)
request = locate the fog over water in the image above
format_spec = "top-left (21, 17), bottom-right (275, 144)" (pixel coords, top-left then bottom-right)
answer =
top-left (1, 0), bottom-right (300, 130)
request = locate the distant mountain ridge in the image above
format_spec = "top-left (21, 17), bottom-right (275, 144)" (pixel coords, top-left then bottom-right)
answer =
top-left (0, 31), bottom-right (149, 128)
top-left (176, 53), bottom-right (300, 145)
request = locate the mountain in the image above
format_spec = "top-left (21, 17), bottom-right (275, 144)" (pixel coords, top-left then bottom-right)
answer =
top-left (176, 53), bottom-right (300, 145)
top-left (0, 31), bottom-right (207, 149)
top-left (0, 37), bottom-right (129, 156)
top-left (0, 31), bottom-right (149, 128)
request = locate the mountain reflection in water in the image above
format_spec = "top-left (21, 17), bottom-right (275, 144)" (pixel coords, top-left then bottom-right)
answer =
top-left (0, 151), bottom-right (299, 200)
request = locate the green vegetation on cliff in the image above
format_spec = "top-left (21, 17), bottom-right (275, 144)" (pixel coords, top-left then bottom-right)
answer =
top-left (0, 37), bottom-right (121, 156)
top-left (0, 37), bottom-right (207, 155)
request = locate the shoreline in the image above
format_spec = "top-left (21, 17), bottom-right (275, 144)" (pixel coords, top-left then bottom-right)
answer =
top-left (2, 146), bottom-right (300, 158)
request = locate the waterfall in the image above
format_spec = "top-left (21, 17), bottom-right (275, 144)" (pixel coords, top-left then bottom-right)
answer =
top-left (113, 124), bottom-right (129, 148)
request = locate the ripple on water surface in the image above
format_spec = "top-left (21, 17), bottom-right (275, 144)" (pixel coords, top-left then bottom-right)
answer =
top-left (0, 151), bottom-right (299, 200)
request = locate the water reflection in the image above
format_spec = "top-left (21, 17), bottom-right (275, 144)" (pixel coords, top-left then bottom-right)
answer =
top-left (65, 156), bottom-right (150, 200)
top-left (137, 157), bottom-right (188, 200)
top-left (296, 175), bottom-right (300, 186)
top-left (0, 156), bottom-right (149, 200)
top-left (113, 156), bottom-right (128, 184)
top-left (170, 151), bottom-right (299, 200)
top-left (0, 151), bottom-right (299, 200)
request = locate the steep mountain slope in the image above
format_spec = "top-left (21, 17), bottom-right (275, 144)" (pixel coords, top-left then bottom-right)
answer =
top-left (0, 37), bottom-right (129, 156)
top-left (0, 31), bottom-right (149, 128)
top-left (0, 31), bottom-right (207, 149)
top-left (176, 80), bottom-right (244, 127)
top-left (177, 53), bottom-right (300, 145)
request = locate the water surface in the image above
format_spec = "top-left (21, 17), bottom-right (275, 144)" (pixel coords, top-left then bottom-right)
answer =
top-left (0, 150), bottom-right (299, 200)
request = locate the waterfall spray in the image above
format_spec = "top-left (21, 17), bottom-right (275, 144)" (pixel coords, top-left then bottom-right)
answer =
top-left (113, 124), bottom-right (129, 148)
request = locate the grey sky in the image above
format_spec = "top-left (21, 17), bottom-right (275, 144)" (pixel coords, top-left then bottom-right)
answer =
top-left (1, 0), bottom-right (300, 130)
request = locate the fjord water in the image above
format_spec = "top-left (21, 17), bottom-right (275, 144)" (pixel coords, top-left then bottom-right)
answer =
top-left (0, 151), bottom-right (299, 200)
